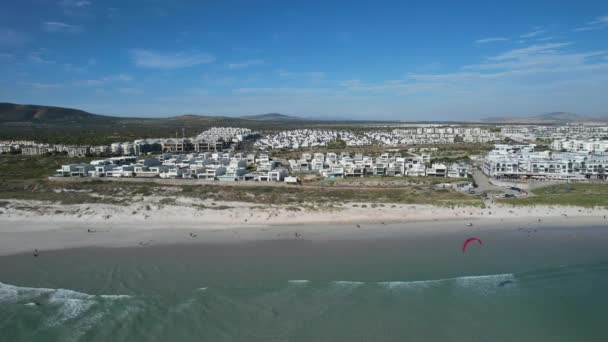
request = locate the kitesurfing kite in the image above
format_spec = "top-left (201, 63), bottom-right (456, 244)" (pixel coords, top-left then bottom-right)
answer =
top-left (462, 237), bottom-right (482, 253)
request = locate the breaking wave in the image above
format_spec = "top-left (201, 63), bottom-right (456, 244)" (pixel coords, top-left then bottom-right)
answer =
top-left (0, 280), bottom-right (134, 339)
top-left (378, 273), bottom-right (515, 291)
top-left (332, 281), bottom-right (365, 286)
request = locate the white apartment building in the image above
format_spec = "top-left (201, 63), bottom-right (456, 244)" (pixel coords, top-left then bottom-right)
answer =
top-left (483, 144), bottom-right (608, 180)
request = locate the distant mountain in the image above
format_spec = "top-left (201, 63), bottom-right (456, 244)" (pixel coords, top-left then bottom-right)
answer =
top-left (0, 103), bottom-right (245, 126)
top-left (481, 112), bottom-right (608, 124)
top-left (0, 103), bottom-right (118, 124)
top-left (0, 103), bottom-right (321, 129)
top-left (240, 113), bottom-right (303, 121)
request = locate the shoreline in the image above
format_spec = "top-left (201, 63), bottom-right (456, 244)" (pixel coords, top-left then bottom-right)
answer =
top-left (1, 198), bottom-right (607, 256)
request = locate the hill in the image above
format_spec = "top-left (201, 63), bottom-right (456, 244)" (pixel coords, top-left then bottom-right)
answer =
top-left (240, 113), bottom-right (303, 121)
top-left (481, 112), bottom-right (608, 124)
top-left (0, 103), bottom-right (119, 124)
top-left (0, 103), bottom-right (340, 145)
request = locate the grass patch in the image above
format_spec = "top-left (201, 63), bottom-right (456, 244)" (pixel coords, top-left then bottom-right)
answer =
top-left (0, 154), bottom-right (93, 180)
top-left (0, 154), bottom-right (482, 208)
top-left (499, 183), bottom-right (608, 208)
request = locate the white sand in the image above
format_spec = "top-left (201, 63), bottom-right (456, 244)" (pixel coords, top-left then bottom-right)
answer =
top-left (0, 198), bottom-right (606, 255)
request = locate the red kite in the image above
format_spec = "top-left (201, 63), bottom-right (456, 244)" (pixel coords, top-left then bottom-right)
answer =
top-left (462, 237), bottom-right (482, 253)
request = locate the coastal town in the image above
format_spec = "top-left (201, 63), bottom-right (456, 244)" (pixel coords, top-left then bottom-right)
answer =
top-left (483, 144), bottom-right (608, 180)
top-left (1, 123), bottom-right (606, 184)
top-left (3, 124), bottom-right (608, 157)
top-left (3, 3), bottom-right (608, 340)
top-left (54, 151), bottom-right (471, 182)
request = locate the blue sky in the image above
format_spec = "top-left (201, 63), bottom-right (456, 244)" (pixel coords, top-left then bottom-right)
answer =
top-left (1, 0), bottom-right (607, 120)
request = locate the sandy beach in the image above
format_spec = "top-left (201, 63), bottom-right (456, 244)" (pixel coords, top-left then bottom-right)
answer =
top-left (0, 198), bottom-right (606, 256)
top-left (2, 200), bottom-right (608, 342)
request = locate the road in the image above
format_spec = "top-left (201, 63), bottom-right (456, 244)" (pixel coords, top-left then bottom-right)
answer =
top-left (470, 169), bottom-right (522, 199)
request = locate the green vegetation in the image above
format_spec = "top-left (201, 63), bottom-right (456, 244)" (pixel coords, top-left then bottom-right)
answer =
top-left (63, 180), bottom-right (482, 207)
top-left (429, 142), bottom-right (494, 160)
top-left (429, 155), bottom-right (470, 165)
top-left (0, 179), bottom-right (482, 207)
top-left (0, 120), bottom-right (410, 146)
top-left (0, 155), bottom-right (481, 207)
top-left (326, 140), bottom-right (347, 149)
top-left (499, 183), bottom-right (608, 208)
top-left (0, 154), bottom-right (92, 180)
top-left (313, 176), bottom-right (464, 187)
top-left (0, 155), bottom-right (102, 205)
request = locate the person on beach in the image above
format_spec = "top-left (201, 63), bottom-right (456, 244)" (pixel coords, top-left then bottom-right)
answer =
top-left (33, 249), bottom-right (39, 257)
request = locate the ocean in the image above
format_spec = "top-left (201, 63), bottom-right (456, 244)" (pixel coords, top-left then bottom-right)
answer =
top-left (1, 224), bottom-right (608, 341)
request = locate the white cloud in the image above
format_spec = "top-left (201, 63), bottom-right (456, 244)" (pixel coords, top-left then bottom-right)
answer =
top-left (28, 49), bottom-right (55, 64)
top-left (488, 43), bottom-right (572, 61)
top-left (20, 82), bottom-right (63, 89)
top-left (339, 79), bottom-right (414, 93)
top-left (129, 49), bottom-right (215, 69)
top-left (29, 55), bottom-right (54, 64)
top-left (0, 28), bottom-right (29, 46)
top-left (520, 28), bottom-right (545, 38)
top-left (59, 0), bottom-right (92, 8)
top-left (408, 42), bottom-right (608, 90)
top-left (575, 15), bottom-right (608, 32)
top-left (59, 0), bottom-right (92, 16)
top-left (155, 88), bottom-right (209, 102)
top-left (457, 42), bottom-right (608, 77)
top-left (232, 47), bottom-right (262, 54)
top-left (315, 42), bottom-right (608, 116)
top-left (64, 58), bottom-right (97, 73)
top-left (73, 74), bottom-right (132, 87)
top-left (42, 21), bottom-right (82, 33)
top-left (475, 37), bottom-right (509, 44)
top-left (227, 59), bottom-right (264, 69)
top-left (118, 87), bottom-right (143, 95)
top-left (201, 75), bottom-right (237, 86)
top-left (232, 87), bottom-right (329, 95)
top-left (278, 70), bottom-right (326, 81)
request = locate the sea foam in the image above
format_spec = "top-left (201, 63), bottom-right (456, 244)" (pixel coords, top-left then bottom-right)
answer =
top-left (377, 273), bottom-right (515, 290)
top-left (332, 281), bottom-right (365, 287)
top-left (1, 279), bottom-right (137, 340)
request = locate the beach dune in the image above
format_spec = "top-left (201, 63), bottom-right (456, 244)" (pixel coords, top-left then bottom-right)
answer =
top-left (0, 198), bottom-right (605, 256)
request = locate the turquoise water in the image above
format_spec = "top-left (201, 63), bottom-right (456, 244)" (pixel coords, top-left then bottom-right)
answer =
top-left (1, 225), bottom-right (608, 341)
